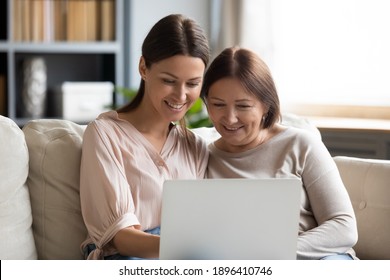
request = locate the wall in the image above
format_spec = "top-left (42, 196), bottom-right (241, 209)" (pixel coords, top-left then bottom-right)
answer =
top-left (125, 0), bottom-right (212, 90)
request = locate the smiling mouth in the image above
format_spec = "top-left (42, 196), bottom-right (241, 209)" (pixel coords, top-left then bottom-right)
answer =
top-left (165, 101), bottom-right (186, 110)
top-left (223, 125), bottom-right (242, 131)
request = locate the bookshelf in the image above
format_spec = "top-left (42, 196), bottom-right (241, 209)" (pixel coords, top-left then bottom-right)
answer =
top-left (0, 0), bottom-right (124, 126)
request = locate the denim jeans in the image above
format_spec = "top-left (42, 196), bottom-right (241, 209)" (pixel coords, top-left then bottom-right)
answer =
top-left (84, 227), bottom-right (161, 260)
top-left (320, 253), bottom-right (354, 260)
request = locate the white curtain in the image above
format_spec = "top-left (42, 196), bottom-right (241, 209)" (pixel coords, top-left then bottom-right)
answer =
top-left (210, 0), bottom-right (243, 57)
top-left (210, 0), bottom-right (273, 64)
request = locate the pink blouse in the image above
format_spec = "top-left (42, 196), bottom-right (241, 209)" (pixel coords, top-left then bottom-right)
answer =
top-left (80, 111), bottom-right (208, 259)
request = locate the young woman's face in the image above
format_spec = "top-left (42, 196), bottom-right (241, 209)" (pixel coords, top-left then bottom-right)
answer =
top-left (206, 78), bottom-right (267, 153)
top-left (141, 55), bottom-right (205, 123)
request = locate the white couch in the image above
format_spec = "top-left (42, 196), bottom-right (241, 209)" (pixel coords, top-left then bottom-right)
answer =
top-left (0, 115), bottom-right (389, 260)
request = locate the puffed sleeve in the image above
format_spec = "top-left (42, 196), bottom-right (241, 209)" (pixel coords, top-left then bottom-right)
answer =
top-left (80, 122), bottom-right (140, 259)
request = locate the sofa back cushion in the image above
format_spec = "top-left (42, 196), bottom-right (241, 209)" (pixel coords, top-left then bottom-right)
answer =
top-left (0, 116), bottom-right (37, 259)
top-left (23, 119), bottom-right (87, 259)
top-left (334, 156), bottom-right (390, 260)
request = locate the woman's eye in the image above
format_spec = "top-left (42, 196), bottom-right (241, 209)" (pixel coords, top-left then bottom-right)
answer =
top-left (163, 79), bottom-right (175, 84)
top-left (238, 105), bottom-right (251, 108)
top-left (187, 82), bottom-right (200, 88)
top-left (212, 103), bottom-right (225, 107)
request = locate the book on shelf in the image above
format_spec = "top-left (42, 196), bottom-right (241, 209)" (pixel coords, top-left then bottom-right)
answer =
top-left (43, 0), bottom-right (55, 42)
top-left (22, 0), bottom-right (31, 41)
top-left (67, 0), bottom-right (87, 41)
top-left (86, 0), bottom-right (99, 41)
top-left (101, 0), bottom-right (115, 41)
top-left (31, 0), bottom-right (44, 42)
top-left (12, 0), bottom-right (116, 42)
top-left (53, 0), bottom-right (67, 41)
top-left (13, 0), bottom-right (22, 41)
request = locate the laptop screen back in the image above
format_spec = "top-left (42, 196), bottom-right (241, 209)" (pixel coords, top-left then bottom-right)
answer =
top-left (159, 178), bottom-right (301, 260)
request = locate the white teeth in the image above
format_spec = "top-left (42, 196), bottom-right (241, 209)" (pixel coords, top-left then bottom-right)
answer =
top-left (166, 101), bottom-right (185, 109)
top-left (224, 126), bottom-right (240, 131)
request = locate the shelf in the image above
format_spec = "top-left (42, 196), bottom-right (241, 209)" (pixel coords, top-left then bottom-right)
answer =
top-left (0, 43), bottom-right (10, 51)
top-left (7, 42), bottom-right (121, 53)
top-left (307, 116), bottom-right (390, 134)
top-left (303, 116), bottom-right (390, 160)
top-left (2, 0), bottom-right (124, 126)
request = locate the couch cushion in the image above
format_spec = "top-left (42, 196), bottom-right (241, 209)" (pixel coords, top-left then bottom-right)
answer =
top-left (281, 113), bottom-right (321, 139)
top-left (334, 156), bottom-right (390, 260)
top-left (23, 119), bottom-right (87, 259)
top-left (0, 116), bottom-right (37, 259)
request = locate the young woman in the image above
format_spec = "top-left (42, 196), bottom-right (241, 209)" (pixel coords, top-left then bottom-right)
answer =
top-left (80, 14), bottom-right (210, 260)
top-left (201, 47), bottom-right (358, 260)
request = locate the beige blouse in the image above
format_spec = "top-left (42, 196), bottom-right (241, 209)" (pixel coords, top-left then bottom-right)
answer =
top-left (80, 111), bottom-right (208, 259)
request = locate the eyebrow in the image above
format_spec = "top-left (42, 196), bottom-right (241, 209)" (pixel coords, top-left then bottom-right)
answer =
top-left (209, 97), bottom-right (252, 102)
top-left (160, 72), bottom-right (202, 81)
top-left (235, 99), bottom-right (253, 102)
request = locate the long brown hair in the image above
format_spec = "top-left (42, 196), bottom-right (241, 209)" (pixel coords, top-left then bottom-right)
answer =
top-left (117, 14), bottom-right (210, 129)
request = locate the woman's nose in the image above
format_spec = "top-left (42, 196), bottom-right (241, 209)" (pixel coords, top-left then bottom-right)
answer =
top-left (174, 84), bottom-right (187, 101)
top-left (224, 108), bottom-right (238, 123)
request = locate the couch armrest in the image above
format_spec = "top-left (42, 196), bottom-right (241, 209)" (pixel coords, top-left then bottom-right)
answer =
top-left (0, 116), bottom-right (37, 259)
top-left (334, 156), bottom-right (390, 260)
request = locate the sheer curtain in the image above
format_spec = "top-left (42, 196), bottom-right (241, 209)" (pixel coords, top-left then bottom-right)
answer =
top-left (210, 0), bottom-right (243, 57)
top-left (211, 0), bottom-right (271, 58)
top-left (211, 0), bottom-right (390, 119)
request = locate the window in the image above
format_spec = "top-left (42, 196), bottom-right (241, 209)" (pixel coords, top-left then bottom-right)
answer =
top-left (217, 0), bottom-right (390, 119)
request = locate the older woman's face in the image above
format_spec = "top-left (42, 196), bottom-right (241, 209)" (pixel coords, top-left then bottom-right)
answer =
top-left (206, 78), bottom-right (267, 153)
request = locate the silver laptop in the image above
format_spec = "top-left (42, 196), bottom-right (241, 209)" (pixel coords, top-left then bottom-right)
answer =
top-left (159, 178), bottom-right (301, 260)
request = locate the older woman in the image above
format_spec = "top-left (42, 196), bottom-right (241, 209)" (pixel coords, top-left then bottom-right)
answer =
top-left (201, 47), bottom-right (358, 260)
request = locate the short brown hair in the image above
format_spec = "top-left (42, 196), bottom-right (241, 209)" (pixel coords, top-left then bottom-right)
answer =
top-left (201, 47), bottom-right (280, 128)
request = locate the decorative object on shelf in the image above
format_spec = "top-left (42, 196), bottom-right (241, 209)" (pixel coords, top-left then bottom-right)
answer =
top-left (52, 81), bottom-right (114, 123)
top-left (22, 57), bottom-right (47, 118)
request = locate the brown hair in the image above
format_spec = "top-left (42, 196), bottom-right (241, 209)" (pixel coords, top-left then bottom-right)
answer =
top-left (118, 14), bottom-right (210, 116)
top-left (201, 47), bottom-right (281, 128)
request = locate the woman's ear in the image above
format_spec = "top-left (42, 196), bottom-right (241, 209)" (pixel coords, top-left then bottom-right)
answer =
top-left (139, 56), bottom-right (147, 80)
